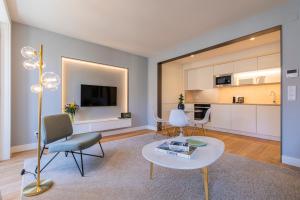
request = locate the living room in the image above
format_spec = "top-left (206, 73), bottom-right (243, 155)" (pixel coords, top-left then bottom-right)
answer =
top-left (1, 1), bottom-right (300, 200)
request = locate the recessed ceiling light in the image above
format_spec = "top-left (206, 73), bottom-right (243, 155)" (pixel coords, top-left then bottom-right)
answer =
top-left (190, 55), bottom-right (195, 58)
top-left (250, 37), bottom-right (255, 41)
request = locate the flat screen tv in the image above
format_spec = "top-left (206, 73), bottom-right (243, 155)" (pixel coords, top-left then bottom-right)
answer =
top-left (81, 84), bottom-right (117, 107)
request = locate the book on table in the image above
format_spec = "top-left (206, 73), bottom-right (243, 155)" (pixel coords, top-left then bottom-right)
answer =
top-left (186, 138), bottom-right (208, 147)
top-left (155, 139), bottom-right (208, 159)
top-left (169, 141), bottom-right (190, 151)
top-left (156, 142), bottom-right (197, 159)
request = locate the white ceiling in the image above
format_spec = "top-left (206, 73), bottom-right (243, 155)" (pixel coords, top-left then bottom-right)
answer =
top-left (7, 0), bottom-right (287, 57)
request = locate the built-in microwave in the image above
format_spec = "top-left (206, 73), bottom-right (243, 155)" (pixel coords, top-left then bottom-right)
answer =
top-left (215, 74), bottom-right (232, 87)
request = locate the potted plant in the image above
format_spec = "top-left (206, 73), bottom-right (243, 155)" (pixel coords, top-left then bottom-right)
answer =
top-left (64, 102), bottom-right (79, 122)
top-left (178, 93), bottom-right (185, 110)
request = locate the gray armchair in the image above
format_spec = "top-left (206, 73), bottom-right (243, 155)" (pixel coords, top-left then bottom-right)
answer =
top-left (37, 114), bottom-right (104, 176)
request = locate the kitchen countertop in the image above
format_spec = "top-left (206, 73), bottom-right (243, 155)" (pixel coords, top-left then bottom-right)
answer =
top-left (185, 102), bottom-right (280, 106)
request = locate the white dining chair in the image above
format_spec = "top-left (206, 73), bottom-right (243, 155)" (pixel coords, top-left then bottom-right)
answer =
top-left (169, 109), bottom-right (189, 137)
top-left (190, 108), bottom-right (211, 136)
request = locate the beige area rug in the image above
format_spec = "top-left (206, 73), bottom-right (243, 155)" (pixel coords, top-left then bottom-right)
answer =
top-left (22, 133), bottom-right (300, 200)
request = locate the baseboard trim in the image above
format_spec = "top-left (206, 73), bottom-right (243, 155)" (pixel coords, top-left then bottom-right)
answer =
top-left (205, 126), bottom-right (280, 141)
top-left (282, 155), bottom-right (300, 168)
top-left (11, 143), bottom-right (37, 153)
top-left (11, 125), bottom-right (156, 153)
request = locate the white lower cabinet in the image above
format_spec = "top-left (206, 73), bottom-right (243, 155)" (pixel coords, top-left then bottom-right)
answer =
top-left (73, 118), bottom-right (132, 135)
top-left (257, 106), bottom-right (280, 137)
top-left (210, 104), bottom-right (231, 129)
top-left (209, 104), bottom-right (280, 140)
top-left (185, 104), bottom-right (195, 120)
top-left (231, 105), bottom-right (257, 133)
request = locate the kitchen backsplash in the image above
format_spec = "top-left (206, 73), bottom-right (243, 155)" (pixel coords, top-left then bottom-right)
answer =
top-left (185, 83), bottom-right (280, 104)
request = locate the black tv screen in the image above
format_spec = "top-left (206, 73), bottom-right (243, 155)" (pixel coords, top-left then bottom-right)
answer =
top-left (81, 84), bottom-right (117, 107)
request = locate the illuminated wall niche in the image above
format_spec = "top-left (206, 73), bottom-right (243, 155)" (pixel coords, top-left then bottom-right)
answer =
top-left (62, 57), bottom-right (128, 121)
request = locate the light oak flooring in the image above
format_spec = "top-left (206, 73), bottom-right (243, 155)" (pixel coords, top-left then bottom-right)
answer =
top-left (0, 129), bottom-right (296, 200)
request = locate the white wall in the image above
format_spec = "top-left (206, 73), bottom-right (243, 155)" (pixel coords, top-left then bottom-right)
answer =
top-left (161, 62), bottom-right (183, 120)
top-left (148, 1), bottom-right (300, 167)
top-left (0, 0), bottom-right (11, 160)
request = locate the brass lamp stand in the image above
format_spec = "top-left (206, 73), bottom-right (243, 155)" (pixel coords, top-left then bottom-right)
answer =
top-left (21, 44), bottom-right (60, 196)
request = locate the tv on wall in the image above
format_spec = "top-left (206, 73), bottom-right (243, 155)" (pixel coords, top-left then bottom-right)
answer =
top-left (81, 84), bottom-right (117, 107)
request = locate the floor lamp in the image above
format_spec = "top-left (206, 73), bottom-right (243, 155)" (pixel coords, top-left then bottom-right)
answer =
top-left (21, 44), bottom-right (60, 197)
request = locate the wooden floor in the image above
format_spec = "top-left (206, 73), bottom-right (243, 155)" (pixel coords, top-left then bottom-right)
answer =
top-left (0, 129), bottom-right (295, 200)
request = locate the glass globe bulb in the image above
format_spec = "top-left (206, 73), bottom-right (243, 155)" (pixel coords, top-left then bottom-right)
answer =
top-left (30, 84), bottom-right (43, 93)
top-left (42, 72), bottom-right (60, 90)
top-left (21, 46), bottom-right (37, 59)
top-left (23, 59), bottom-right (38, 70)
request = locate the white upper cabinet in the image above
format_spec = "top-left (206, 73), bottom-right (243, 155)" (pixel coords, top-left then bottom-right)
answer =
top-left (187, 68), bottom-right (200, 90)
top-left (210, 104), bottom-right (232, 130)
top-left (234, 58), bottom-right (257, 73)
top-left (186, 66), bottom-right (213, 90)
top-left (258, 53), bottom-right (280, 70)
top-left (257, 105), bottom-right (280, 137)
top-left (213, 62), bottom-right (235, 75)
top-left (231, 105), bottom-right (256, 133)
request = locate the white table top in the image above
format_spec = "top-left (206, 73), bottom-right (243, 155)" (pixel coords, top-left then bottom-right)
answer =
top-left (142, 136), bottom-right (224, 170)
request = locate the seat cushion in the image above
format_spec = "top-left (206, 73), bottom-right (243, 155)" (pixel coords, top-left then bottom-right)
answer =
top-left (48, 132), bottom-right (102, 153)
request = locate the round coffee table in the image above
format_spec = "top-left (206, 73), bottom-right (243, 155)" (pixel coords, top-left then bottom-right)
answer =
top-left (142, 136), bottom-right (224, 200)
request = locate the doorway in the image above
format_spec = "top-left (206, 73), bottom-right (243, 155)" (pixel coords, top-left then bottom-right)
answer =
top-left (157, 26), bottom-right (282, 165)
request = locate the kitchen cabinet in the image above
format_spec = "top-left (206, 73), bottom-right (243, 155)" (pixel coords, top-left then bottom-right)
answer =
top-left (184, 104), bottom-right (194, 111)
top-left (185, 104), bottom-right (194, 121)
top-left (210, 104), bottom-right (232, 129)
top-left (231, 105), bottom-right (256, 133)
top-left (187, 68), bottom-right (199, 90)
top-left (186, 66), bottom-right (213, 90)
top-left (257, 105), bottom-right (280, 137)
top-left (256, 69), bottom-right (281, 84)
top-left (213, 62), bottom-right (234, 75)
top-left (258, 53), bottom-right (280, 70)
top-left (186, 111), bottom-right (194, 121)
top-left (234, 58), bottom-right (257, 73)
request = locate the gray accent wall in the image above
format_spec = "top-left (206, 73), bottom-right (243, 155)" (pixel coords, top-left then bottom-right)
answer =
top-left (148, 1), bottom-right (300, 163)
top-left (12, 22), bottom-right (148, 146)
